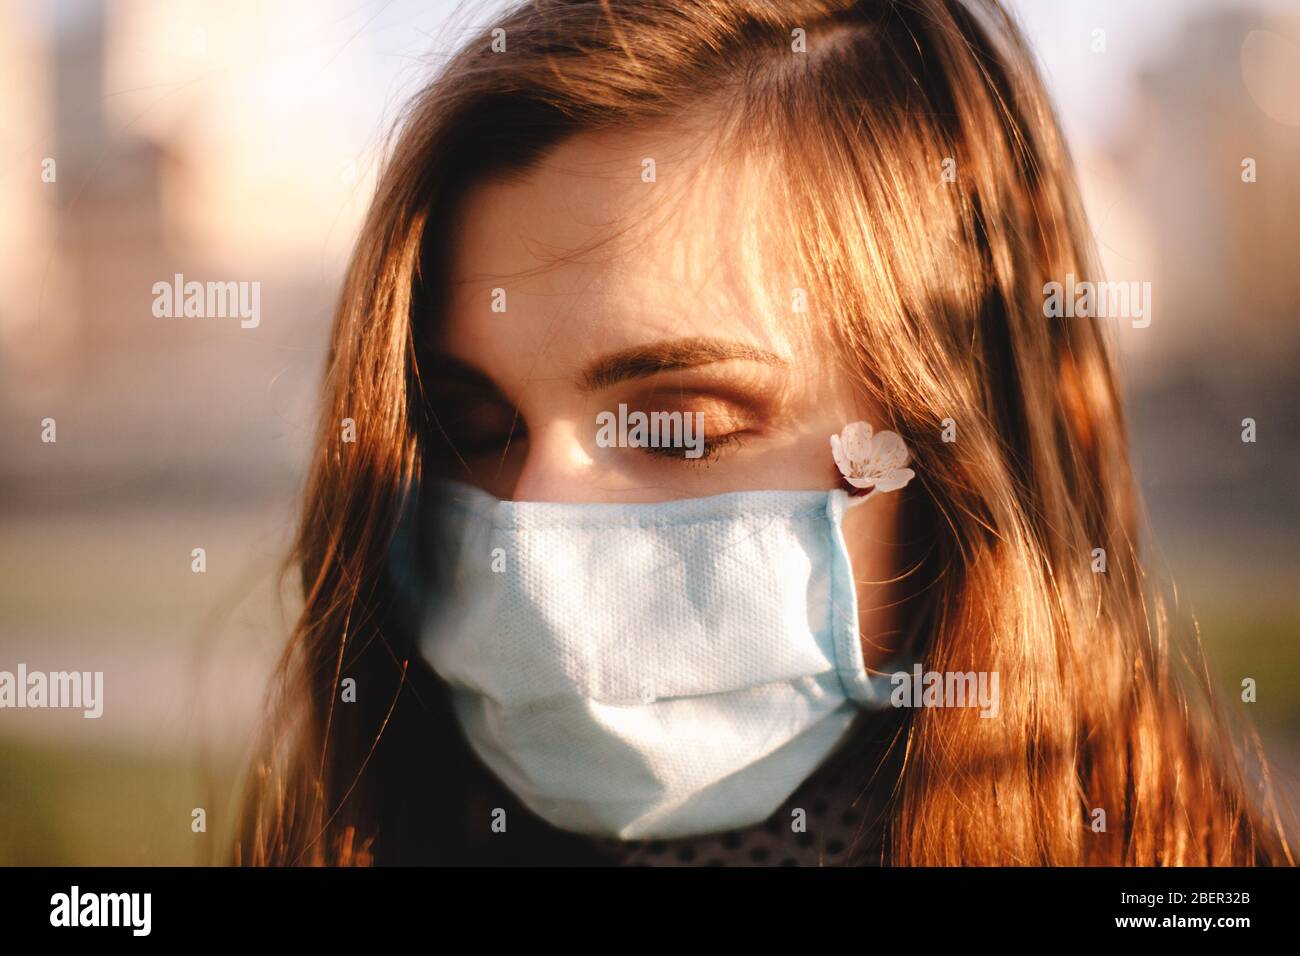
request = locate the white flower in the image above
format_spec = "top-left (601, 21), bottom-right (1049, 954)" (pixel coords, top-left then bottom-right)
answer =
top-left (829, 421), bottom-right (915, 497)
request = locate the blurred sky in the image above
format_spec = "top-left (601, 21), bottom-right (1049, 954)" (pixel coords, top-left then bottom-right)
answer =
top-left (1007, 0), bottom-right (1300, 140)
top-left (5, 0), bottom-right (1297, 360)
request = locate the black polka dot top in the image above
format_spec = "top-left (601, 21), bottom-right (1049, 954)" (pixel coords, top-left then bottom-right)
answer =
top-left (583, 717), bottom-right (892, 867)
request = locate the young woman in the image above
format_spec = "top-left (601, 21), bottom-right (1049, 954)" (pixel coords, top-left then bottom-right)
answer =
top-left (237, 0), bottom-right (1292, 866)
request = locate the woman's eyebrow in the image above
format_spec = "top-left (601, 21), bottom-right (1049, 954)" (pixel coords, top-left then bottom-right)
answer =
top-left (578, 336), bottom-right (787, 391)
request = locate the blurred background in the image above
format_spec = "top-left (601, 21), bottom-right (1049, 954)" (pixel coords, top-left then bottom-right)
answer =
top-left (1, 0), bottom-right (1297, 864)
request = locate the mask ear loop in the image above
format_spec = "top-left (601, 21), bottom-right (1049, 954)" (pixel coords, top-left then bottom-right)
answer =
top-left (829, 421), bottom-right (918, 704)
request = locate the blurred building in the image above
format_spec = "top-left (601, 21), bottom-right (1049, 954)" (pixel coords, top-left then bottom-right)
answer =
top-left (1116, 8), bottom-right (1300, 379)
top-left (1096, 8), bottom-right (1300, 569)
top-left (0, 0), bottom-right (366, 508)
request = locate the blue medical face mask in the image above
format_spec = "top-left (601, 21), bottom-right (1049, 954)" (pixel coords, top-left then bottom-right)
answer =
top-left (418, 478), bottom-right (899, 841)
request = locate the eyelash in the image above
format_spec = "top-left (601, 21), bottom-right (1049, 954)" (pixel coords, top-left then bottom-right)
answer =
top-left (642, 431), bottom-right (748, 466)
top-left (433, 397), bottom-right (752, 467)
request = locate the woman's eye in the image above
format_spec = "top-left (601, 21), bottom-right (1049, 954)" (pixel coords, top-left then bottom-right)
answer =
top-left (640, 430), bottom-right (748, 464)
top-left (430, 396), bottom-right (522, 457)
top-left (614, 396), bottom-right (756, 466)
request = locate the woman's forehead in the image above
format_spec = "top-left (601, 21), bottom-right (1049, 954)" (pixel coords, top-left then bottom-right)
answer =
top-left (441, 127), bottom-right (814, 379)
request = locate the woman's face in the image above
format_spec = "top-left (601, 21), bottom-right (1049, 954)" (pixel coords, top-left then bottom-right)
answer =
top-left (431, 126), bottom-right (911, 664)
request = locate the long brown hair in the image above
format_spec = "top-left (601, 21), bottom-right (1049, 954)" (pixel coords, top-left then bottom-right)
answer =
top-left (237, 0), bottom-right (1292, 865)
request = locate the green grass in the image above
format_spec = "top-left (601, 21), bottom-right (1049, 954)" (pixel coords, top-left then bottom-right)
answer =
top-left (1186, 605), bottom-right (1300, 735)
top-left (0, 734), bottom-right (241, 866)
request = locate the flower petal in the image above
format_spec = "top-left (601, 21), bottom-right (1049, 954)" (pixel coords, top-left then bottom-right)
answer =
top-left (830, 433), bottom-right (849, 476)
top-left (869, 430), bottom-right (910, 471)
top-left (871, 467), bottom-right (915, 494)
top-left (838, 421), bottom-right (873, 466)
